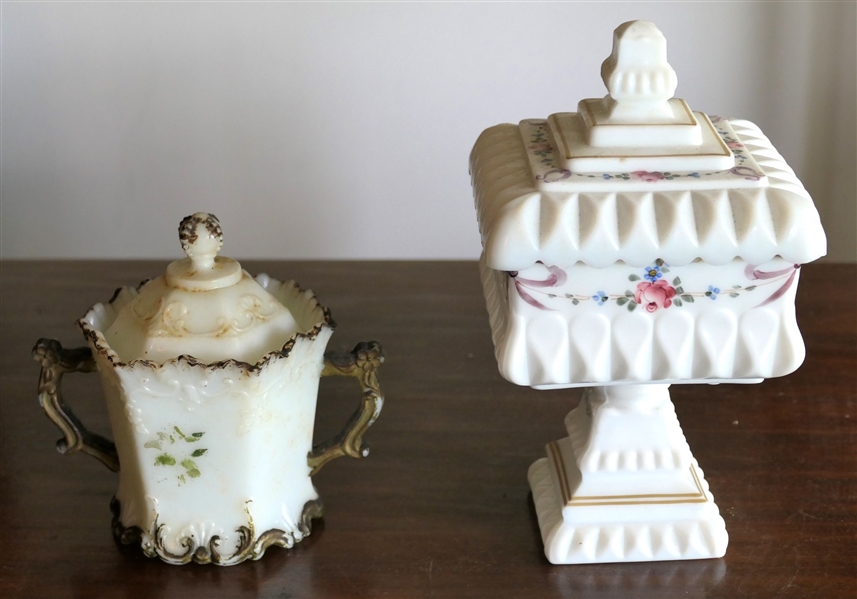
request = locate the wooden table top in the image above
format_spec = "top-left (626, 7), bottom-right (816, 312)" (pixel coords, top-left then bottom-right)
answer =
top-left (1, 261), bottom-right (855, 599)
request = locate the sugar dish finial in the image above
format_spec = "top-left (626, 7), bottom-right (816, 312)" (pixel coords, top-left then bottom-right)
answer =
top-left (167, 211), bottom-right (242, 290)
top-left (178, 212), bottom-right (224, 271)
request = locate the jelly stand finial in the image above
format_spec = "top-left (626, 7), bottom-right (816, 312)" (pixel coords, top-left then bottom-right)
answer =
top-left (178, 212), bottom-right (223, 272)
top-left (600, 20), bottom-right (678, 121)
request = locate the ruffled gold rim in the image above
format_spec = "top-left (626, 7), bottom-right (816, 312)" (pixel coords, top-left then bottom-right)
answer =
top-left (77, 277), bottom-right (335, 374)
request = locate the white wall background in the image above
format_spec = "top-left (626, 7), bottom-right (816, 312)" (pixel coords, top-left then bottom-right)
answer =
top-left (2, 1), bottom-right (855, 261)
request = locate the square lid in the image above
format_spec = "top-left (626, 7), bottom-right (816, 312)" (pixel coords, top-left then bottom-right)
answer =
top-left (469, 21), bottom-right (827, 270)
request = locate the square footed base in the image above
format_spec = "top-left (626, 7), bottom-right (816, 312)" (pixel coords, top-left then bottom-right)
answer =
top-left (528, 458), bottom-right (728, 564)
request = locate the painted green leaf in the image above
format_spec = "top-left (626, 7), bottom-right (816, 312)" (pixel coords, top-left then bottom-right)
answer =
top-left (548, 293), bottom-right (556, 298)
top-left (617, 297), bottom-right (628, 306)
top-left (681, 295), bottom-right (695, 303)
top-left (154, 454), bottom-right (176, 466)
top-left (675, 286), bottom-right (685, 294)
top-left (730, 292), bottom-right (740, 298)
top-left (673, 277), bottom-right (681, 286)
top-left (745, 285), bottom-right (757, 291)
top-left (178, 474), bottom-right (186, 484)
top-left (625, 290), bottom-right (634, 298)
top-left (571, 298), bottom-right (579, 305)
top-left (661, 267), bottom-right (670, 273)
top-left (627, 301), bottom-right (637, 312)
top-left (674, 298), bottom-right (683, 307)
top-left (628, 274), bottom-right (640, 281)
top-left (144, 440), bottom-right (161, 450)
top-left (191, 448), bottom-right (208, 457)
top-left (181, 458), bottom-right (202, 478)
top-left (173, 426), bottom-right (204, 443)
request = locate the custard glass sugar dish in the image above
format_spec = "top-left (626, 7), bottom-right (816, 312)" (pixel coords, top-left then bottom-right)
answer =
top-left (34, 212), bottom-right (385, 565)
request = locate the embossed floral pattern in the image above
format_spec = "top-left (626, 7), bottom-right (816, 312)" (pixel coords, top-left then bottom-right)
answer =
top-left (509, 259), bottom-right (800, 313)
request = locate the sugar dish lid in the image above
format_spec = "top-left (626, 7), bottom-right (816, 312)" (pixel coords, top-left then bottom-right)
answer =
top-left (103, 212), bottom-right (301, 365)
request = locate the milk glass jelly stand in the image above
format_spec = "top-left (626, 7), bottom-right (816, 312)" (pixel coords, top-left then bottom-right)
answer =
top-left (469, 21), bottom-right (826, 564)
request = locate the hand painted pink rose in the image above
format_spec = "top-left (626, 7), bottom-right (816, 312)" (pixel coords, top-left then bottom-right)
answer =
top-left (630, 170), bottom-right (665, 182)
top-left (634, 280), bottom-right (677, 313)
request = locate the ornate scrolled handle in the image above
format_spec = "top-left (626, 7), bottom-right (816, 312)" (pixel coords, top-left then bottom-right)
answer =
top-left (32, 338), bottom-right (120, 472)
top-left (307, 341), bottom-right (385, 476)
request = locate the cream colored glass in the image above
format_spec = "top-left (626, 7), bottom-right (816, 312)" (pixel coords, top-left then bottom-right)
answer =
top-left (33, 213), bottom-right (385, 565)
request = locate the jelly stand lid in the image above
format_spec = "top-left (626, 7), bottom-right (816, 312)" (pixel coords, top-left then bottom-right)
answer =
top-left (469, 20), bottom-right (827, 271)
top-left (103, 212), bottom-right (301, 365)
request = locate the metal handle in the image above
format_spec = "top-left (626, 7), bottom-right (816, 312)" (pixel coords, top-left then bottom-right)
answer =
top-left (307, 341), bottom-right (385, 476)
top-left (32, 338), bottom-right (120, 472)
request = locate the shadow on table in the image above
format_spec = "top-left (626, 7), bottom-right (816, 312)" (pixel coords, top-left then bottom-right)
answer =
top-left (549, 559), bottom-right (727, 599)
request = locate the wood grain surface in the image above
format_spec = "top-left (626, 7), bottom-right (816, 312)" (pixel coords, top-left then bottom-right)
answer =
top-left (1, 261), bottom-right (854, 599)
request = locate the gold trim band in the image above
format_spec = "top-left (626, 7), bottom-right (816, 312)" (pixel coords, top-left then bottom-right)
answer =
top-left (550, 110), bottom-right (731, 161)
top-left (548, 441), bottom-right (572, 504)
top-left (582, 98), bottom-right (697, 127)
top-left (548, 441), bottom-right (708, 507)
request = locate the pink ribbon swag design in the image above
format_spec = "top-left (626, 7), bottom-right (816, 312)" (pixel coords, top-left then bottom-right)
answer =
top-left (508, 264), bottom-right (567, 311)
top-left (509, 262), bottom-right (800, 312)
top-left (745, 264), bottom-right (800, 307)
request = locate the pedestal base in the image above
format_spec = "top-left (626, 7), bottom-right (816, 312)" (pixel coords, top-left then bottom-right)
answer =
top-left (528, 385), bottom-right (728, 564)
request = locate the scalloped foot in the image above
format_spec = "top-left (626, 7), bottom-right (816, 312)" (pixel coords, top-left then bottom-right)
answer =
top-left (111, 497), bottom-right (324, 566)
top-left (529, 458), bottom-right (727, 564)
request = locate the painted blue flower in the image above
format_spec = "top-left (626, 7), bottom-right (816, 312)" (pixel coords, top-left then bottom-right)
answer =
top-left (644, 266), bottom-right (662, 282)
top-left (707, 285), bottom-right (721, 300)
top-left (602, 174), bottom-right (611, 179)
top-left (592, 291), bottom-right (608, 306)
